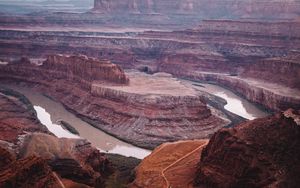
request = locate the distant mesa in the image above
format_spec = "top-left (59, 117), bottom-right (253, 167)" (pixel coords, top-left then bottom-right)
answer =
top-left (92, 0), bottom-right (300, 19)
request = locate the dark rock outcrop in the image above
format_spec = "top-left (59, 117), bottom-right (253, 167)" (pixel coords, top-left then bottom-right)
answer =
top-left (0, 147), bottom-right (63, 188)
top-left (195, 111), bottom-right (300, 188)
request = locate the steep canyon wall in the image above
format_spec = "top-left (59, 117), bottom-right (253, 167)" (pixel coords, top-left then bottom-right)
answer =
top-left (0, 20), bottom-right (299, 111)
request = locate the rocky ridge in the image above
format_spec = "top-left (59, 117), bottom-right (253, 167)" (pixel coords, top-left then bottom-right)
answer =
top-left (195, 110), bottom-right (300, 188)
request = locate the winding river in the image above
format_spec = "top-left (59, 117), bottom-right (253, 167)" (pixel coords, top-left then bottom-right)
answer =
top-left (3, 85), bottom-right (151, 159)
top-left (3, 81), bottom-right (269, 159)
top-left (184, 80), bottom-right (269, 120)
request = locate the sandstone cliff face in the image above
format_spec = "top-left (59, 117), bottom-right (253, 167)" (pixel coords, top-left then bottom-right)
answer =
top-left (0, 20), bottom-right (299, 112)
top-left (157, 20), bottom-right (300, 111)
top-left (44, 54), bottom-right (129, 85)
top-left (195, 111), bottom-right (300, 188)
top-left (160, 70), bottom-right (300, 112)
top-left (241, 56), bottom-right (300, 89)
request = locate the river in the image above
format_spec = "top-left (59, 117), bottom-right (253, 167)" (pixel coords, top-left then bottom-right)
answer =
top-left (3, 81), bottom-right (268, 159)
top-left (3, 85), bottom-right (151, 159)
top-left (184, 81), bottom-right (269, 120)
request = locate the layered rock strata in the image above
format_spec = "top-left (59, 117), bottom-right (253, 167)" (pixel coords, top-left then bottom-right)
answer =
top-left (0, 87), bottom-right (111, 187)
top-left (156, 21), bottom-right (300, 111)
top-left (162, 71), bottom-right (300, 112)
top-left (195, 110), bottom-right (300, 188)
top-left (0, 149), bottom-right (64, 188)
top-left (0, 20), bottom-right (299, 111)
top-left (0, 55), bottom-right (229, 149)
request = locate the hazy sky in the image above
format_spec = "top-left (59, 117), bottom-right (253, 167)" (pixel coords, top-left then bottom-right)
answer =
top-left (0, 0), bottom-right (93, 6)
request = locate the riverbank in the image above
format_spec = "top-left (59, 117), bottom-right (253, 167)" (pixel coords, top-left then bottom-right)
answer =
top-left (1, 75), bottom-right (270, 152)
top-left (1, 84), bottom-right (151, 159)
top-left (181, 79), bottom-right (270, 119)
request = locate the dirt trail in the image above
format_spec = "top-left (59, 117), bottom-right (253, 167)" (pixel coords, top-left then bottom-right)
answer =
top-left (132, 140), bottom-right (209, 188)
top-left (161, 141), bottom-right (208, 188)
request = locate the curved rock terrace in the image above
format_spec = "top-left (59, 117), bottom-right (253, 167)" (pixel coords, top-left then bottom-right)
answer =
top-left (0, 55), bottom-right (230, 149)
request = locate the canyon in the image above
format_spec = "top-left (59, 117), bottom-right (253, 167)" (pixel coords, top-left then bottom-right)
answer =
top-left (0, 20), bottom-right (299, 112)
top-left (0, 0), bottom-right (300, 187)
top-left (0, 54), bottom-right (230, 149)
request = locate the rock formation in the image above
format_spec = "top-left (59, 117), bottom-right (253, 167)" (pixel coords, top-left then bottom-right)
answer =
top-left (44, 54), bottom-right (129, 87)
top-left (0, 149), bottom-right (64, 188)
top-left (94, 0), bottom-right (155, 13)
top-left (0, 55), bottom-right (229, 149)
top-left (0, 20), bottom-right (299, 112)
top-left (0, 87), bottom-right (50, 144)
top-left (93, 0), bottom-right (300, 19)
top-left (130, 111), bottom-right (300, 187)
top-left (156, 20), bottom-right (300, 111)
top-left (0, 87), bottom-right (111, 187)
top-left (195, 110), bottom-right (300, 188)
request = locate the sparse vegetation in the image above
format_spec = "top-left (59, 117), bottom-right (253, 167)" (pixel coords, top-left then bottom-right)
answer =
top-left (105, 154), bottom-right (141, 187)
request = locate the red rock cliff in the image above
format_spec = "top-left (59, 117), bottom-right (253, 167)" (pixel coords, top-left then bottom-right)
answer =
top-left (195, 110), bottom-right (300, 188)
top-left (44, 54), bottom-right (129, 85)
